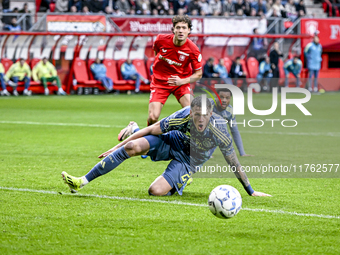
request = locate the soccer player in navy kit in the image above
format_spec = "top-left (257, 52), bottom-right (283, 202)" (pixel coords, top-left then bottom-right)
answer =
top-left (62, 96), bottom-right (270, 197)
top-left (211, 88), bottom-right (253, 157)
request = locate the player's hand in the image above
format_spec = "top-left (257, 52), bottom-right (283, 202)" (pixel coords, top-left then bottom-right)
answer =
top-left (98, 148), bottom-right (116, 158)
top-left (240, 154), bottom-right (254, 157)
top-left (251, 191), bottom-right (272, 197)
top-left (167, 75), bottom-right (183, 86)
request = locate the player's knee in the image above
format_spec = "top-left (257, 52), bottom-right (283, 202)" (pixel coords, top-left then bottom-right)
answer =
top-left (124, 141), bottom-right (141, 156)
top-left (148, 185), bottom-right (166, 196)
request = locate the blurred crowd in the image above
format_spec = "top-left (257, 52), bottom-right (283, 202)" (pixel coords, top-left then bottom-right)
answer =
top-left (50, 0), bottom-right (308, 20)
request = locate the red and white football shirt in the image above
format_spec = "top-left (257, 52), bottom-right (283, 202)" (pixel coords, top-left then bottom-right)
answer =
top-left (152, 34), bottom-right (202, 88)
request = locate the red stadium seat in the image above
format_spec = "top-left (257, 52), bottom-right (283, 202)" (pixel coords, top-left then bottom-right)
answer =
top-left (223, 57), bottom-right (232, 73)
top-left (49, 3), bottom-right (55, 12)
top-left (1, 58), bottom-right (13, 72)
top-left (72, 57), bottom-right (105, 90)
top-left (246, 57), bottom-right (259, 79)
top-left (103, 59), bottom-right (134, 91)
top-left (132, 59), bottom-right (148, 83)
top-left (30, 58), bottom-right (41, 69)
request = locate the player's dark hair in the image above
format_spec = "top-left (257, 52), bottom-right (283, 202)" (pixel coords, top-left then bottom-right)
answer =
top-left (235, 56), bottom-right (241, 61)
top-left (172, 15), bottom-right (192, 31)
top-left (293, 56), bottom-right (299, 60)
top-left (191, 96), bottom-right (212, 112)
top-left (217, 88), bottom-right (232, 97)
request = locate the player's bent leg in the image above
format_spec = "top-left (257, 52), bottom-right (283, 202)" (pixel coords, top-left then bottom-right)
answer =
top-left (148, 101), bottom-right (163, 125)
top-left (178, 93), bottom-right (192, 108)
top-left (124, 137), bottom-right (150, 157)
top-left (148, 176), bottom-right (172, 196)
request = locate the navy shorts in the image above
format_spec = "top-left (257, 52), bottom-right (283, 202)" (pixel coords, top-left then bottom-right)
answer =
top-left (144, 131), bottom-right (192, 195)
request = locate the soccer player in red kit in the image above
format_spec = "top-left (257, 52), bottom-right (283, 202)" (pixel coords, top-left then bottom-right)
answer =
top-left (118, 15), bottom-right (203, 142)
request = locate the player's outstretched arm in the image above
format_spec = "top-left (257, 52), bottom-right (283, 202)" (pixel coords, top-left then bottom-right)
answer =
top-left (224, 151), bottom-right (271, 197)
top-left (99, 122), bottom-right (163, 158)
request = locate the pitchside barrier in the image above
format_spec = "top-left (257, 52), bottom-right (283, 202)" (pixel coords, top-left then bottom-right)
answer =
top-left (1, 31), bottom-right (338, 95)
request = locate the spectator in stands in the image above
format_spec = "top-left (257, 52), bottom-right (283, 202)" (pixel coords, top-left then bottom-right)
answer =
top-left (136, 0), bottom-right (151, 15)
top-left (296, 0), bottom-right (306, 15)
top-left (121, 58), bottom-right (149, 94)
top-left (257, 13), bottom-right (267, 33)
top-left (187, 0), bottom-right (201, 14)
top-left (209, 0), bottom-right (223, 15)
top-left (250, 28), bottom-right (267, 60)
top-left (298, 9), bottom-right (306, 18)
top-left (90, 57), bottom-right (114, 93)
top-left (174, 0), bottom-right (187, 14)
top-left (19, 3), bottom-right (32, 30)
top-left (69, 0), bottom-right (82, 12)
top-left (230, 57), bottom-right (247, 90)
top-left (252, 0), bottom-right (267, 14)
top-left (150, 0), bottom-right (161, 14)
top-left (236, 8), bottom-right (245, 16)
top-left (115, 0), bottom-right (131, 14)
top-left (55, 0), bottom-right (69, 12)
top-left (39, 0), bottom-right (51, 12)
top-left (250, 8), bottom-right (257, 16)
top-left (168, 8), bottom-right (175, 15)
top-left (243, 0), bottom-right (252, 16)
top-left (70, 5), bottom-right (78, 13)
top-left (105, 5), bottom-right (114, 14)
top-left (304, 35), bottom-right (322, 92)
top-left (177, 8), bottom-right (186, 15)
top-left (32, 57), bottom-right (66, 96)
top-left (112, 5), bottom-right (125, 16)
top-left (87, 0), bottom-right (107, 13)
top-left (271, 0), bottom-right (286, 17)
top-left (203, 58), bottom-right (219, 78)
top-left (265, 0), bottom-right (273, 17)
top-left (257, 55), bottom-right (273, 91)
top-left (5, 58), bottom-right (31, 96)
top-left (269, 42), bottom-right (283, 89)
top-left (2, 7), bottom-right (19, 26)
top-left (284, 56), bottom-right (302, 88)
top-left (159, 0), bottom-right (170, 14)
top-left (234, 0), bottom-right (244, 13)
top-left (222, 0), bottom-right (236, 16)
top-left (1, 0), bottom-right (11, 13)
top-left (0, 60), bottom-right (11, 96)
top-left (214, 58), bottom-right (232, 84)
top-left (82, 5), bottom-right (91, 14)
top-left (199, 0), bottom-right (211, 15)
top-left (285, 0), bottom-right (298, 21)
top-left (3, 17), bottom-right (21, 32)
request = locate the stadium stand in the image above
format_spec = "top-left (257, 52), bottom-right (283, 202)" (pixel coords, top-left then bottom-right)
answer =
top-left (0, 1), bottom-right (339, 94)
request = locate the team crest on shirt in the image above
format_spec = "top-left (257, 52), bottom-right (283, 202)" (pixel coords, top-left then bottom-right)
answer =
top-left (178, 50), bottom-right (189, 62)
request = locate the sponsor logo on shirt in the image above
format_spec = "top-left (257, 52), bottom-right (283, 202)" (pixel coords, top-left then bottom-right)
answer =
top-left (162, 49), bottom-right (167, 52)
top-left (159, 54), bottom-right (182, 67)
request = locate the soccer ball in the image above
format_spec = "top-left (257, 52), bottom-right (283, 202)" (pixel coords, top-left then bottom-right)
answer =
top-left (208, 185), bottom-right (242, 219)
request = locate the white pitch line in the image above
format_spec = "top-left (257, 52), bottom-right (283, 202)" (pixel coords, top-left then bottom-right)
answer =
top-left (0, 120), bottom-right (125, 128)
top-left (1, 186), bottom-right (339, 220)
top-left (1, 120), bottom-right (339, 137)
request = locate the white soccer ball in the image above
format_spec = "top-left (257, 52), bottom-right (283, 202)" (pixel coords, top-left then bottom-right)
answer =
top-left (208, 185), bottom-right (242, 219)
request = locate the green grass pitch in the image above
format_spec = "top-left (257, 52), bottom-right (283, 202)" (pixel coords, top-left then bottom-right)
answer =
top-left (0, 92), bottom-right (339, 254)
